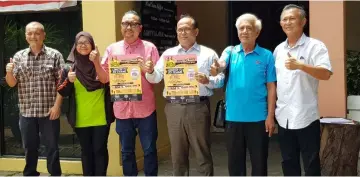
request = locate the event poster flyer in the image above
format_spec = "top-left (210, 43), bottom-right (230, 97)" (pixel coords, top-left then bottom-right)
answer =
top-left (164, 54), bottom-right (200, 103)
top-left (108, 54), bottom-right (142, 101)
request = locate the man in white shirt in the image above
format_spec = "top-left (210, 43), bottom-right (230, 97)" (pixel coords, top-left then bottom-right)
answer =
top-left (145, 14), bottom-right (224, 176)
top-left (274, 4), bottom-right (332, 176)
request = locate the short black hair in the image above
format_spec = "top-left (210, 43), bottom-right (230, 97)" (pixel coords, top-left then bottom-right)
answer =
top-left (124, 10), bottom-right (142, 24)
top-left (179, 14), bottom-right (198, 29)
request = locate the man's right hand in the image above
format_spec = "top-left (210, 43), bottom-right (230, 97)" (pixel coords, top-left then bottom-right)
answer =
top-left (210, 58), bottom-right (220, 76)
top-left (138, 55), bottom-right (154, 74)
top-left (68, 68), bottom-right (76, 83)
top-left (6, 58), bottom-right (15, 74)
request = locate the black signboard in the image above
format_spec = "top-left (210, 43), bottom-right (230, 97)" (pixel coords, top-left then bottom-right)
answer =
top-left (140, 1), bottom-right (177, 55)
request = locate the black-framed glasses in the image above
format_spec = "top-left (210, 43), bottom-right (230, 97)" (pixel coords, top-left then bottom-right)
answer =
top-left (121, 22), bottom-right (141, 28)
top-left (76, 41), bottom-right (91, 47)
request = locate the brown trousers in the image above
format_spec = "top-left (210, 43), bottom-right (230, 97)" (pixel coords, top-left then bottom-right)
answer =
top-left (164, 99), bottom-right (213, 176)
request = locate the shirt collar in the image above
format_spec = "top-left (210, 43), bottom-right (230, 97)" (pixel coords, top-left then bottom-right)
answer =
top-left (284, 33), bottom-right (307, 49)
top-left (236, 43), bottom-right (260, 55)
top-left (177, 42), bottom-right (200, 53)
top-left (26, 45), bottom-right (46, 55)
top-left (124, 38), bottom-right (142, 48)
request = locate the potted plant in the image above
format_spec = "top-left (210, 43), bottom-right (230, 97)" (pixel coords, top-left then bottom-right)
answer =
top-left (346, 50), bottom-right (360, 121)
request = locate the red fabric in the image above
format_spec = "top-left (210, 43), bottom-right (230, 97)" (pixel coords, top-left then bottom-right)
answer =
top-left (0, 1), bottom-right (62, 7)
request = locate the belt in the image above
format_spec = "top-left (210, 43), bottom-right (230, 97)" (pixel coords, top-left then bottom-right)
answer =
top-left (167, 96), bottom-right (209, 104)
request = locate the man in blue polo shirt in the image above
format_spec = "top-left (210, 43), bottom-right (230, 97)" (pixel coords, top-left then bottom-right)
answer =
top-left (213, 13), bottom-right (276, 176)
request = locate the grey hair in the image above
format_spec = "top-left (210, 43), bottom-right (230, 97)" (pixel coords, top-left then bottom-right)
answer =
top-left (235, 13), bottom-right (262, 32)
top-left (26, 21), bottom-right (45, 32)
top-left (281, 4), bottom-right (306, 20)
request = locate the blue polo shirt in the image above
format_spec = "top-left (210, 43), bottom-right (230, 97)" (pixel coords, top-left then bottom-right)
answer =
top-left (222, 44), bottom-right (276, 122)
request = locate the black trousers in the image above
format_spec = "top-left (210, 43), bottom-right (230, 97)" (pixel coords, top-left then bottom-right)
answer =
top-left (278, 120), bottom-right (321, 176)
top-left (74, 125), bottom-right (110, 176)
top-left (226, 120), bottom-right (269, 176)
top-left (19, 116), bottom-right (61, 176)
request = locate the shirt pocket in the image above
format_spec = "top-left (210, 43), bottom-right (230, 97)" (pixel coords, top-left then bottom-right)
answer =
top-left (41, 64), bottom-right (54, 80)
top-left (18, 65), bottom-right (32, 82)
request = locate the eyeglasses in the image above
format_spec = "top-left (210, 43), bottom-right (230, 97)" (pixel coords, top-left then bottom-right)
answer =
top-left (77, 41), bottom-right (91, 47)
top-left (121, 22), bottom-right (141, 28)
top-left (176, 28), bottom-right (193, 34)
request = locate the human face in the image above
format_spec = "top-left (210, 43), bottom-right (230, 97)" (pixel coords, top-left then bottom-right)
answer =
top-left (76, 36), bottom-right (92, 56)
top-left (280, 8), bottom-right (306, 37)
top-left (25, 25), bottom-right (45, 48)
top-left (237, 20), bottom-right (259, 45)
top-left (121, 14), bottom-right (142, 43)
top-left (176, 17), bottom-right (198, 49)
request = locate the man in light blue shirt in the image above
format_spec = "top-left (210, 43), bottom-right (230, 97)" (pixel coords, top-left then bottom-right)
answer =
top-left (145, 14), bottom-right (224, 176)
top-left (214, 13), bottom-right (276, 176)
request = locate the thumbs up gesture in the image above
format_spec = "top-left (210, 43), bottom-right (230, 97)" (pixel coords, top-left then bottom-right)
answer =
top-left (144, 55), bottom-right (154, 74)
top-left (68, 67), bottom-right (76, 83)
top-left (6, 58), bottom-right (15, 74)
top-left (138, 55), bottom-right (154, 74)
top-left (285, 52), bottom-right (303, 70)
top-left (210, 58), bottom-right (220, 76)
top-left (89, 44), bottom-right (100, 63)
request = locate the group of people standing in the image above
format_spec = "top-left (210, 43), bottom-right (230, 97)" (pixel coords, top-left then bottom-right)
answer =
top-left (5, 3), bottom-right (331, 176)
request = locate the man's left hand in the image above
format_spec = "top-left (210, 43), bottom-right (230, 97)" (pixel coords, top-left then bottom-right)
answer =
top-left (48, 105), bottom-right (61, 120)
top-left (265, 116), bottom-right (275, 137)
top-left (195, 72), bottom-right (209, 84)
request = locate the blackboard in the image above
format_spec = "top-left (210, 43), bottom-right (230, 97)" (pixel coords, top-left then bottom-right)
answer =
top-left (140, 1), bottom-right (177, 55)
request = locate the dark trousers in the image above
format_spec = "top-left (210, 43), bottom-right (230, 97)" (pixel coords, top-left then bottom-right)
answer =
top-left (226, 120), bottom-right (269, 176)
top-left (164, 100), bottom-right (213, 176)
top-left (19, 116), bottom-right (61, 176)
top-left (278, 120), bottom-right (321, 176)
top-left (115, 111), bottom-right (158, 176)
top-left (74, 125), bottom-right (110, 176)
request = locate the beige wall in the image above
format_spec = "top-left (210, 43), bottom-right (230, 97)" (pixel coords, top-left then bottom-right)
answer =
top-left (310, 1), bottom-right (347, 117)
top-left (176, 1), bottom-right (228, 54)
top-left (82, 1), bottom-right (170, 175)
top-left (176, 1), bottom-right (228, 131)
top-left (346, 1), bottom-right (360, 52)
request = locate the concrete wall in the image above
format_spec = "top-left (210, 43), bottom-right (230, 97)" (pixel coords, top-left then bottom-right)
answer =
top-left (82, 1), bottom-right (170, 175)
top-left (310, 1), bottom-right (346, 117)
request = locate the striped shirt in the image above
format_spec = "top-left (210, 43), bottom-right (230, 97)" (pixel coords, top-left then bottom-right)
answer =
top-left (12, 45), bottom-right (64, 118)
